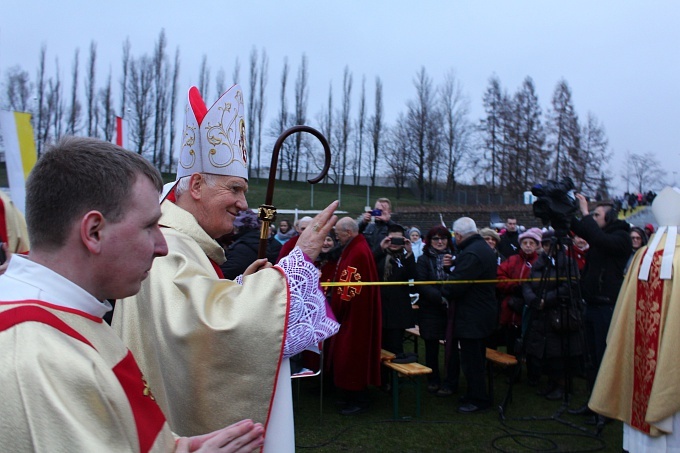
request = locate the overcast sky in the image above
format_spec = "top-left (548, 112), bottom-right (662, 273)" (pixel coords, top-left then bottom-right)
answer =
top-left (1, 1), bottom-right (678, 193)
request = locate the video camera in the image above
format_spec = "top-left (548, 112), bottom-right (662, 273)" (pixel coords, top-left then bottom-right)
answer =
top-left (531, 177), bottom-right (579, 235)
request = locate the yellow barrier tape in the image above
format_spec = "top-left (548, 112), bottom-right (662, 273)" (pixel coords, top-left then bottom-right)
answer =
top-left (320, 277), bottom-right (568, 287)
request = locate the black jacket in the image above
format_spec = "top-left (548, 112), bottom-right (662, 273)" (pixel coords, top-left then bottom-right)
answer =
top-left (376, 248), bottom-right (417, 329)
top-left (570, 216), bottom-right (631, 305)
top-left (359, 219), bottom-right (398, 257)
top-left (415, 247), bottom-right (450, 340)
top-left (221, 229), bottom-right (260, 280)
top-left (442, 234), bottom-right (498, 339)
top-left (498, 230), bottom-right (520, 258)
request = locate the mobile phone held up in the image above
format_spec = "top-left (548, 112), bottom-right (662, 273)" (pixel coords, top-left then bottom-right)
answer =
top-left (369, 209), bottom-right (382, 217)
top-left (390, 237), bottom-right (405, 246)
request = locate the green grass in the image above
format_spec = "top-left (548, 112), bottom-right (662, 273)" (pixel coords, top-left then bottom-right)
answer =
top-left (292, 341), bottom-right (622, 452)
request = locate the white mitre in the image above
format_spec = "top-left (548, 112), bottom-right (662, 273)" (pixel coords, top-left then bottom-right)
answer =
top-left (638, 187), bottom-right (680, 280)
top-left (162, 85), bottom-right (249, 200)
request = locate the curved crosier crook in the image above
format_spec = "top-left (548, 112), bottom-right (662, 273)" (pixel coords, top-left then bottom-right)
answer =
top-left (258, 125), bottom-right (332, 259)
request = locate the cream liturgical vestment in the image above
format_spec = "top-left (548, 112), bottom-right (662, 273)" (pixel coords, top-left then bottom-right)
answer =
top-left (0, 256), bottom-right (176, 452)
top-left (113, 200), bottom-right (338, 450)
top-left (589, 187), bottom-right (680, 452)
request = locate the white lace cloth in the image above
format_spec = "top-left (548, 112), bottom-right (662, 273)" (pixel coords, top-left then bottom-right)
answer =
top-left (236, 247), bottom-right (339, 358)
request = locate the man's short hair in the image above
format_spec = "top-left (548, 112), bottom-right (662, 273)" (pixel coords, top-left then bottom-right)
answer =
top-left (452, 217), bottom-right (477, 236)
top-left (174, 172), bottom-right (219, 197)
top-left (26, 136), bottom-right (163, 250)
top-left (376, 197), bottom-right (392, 212)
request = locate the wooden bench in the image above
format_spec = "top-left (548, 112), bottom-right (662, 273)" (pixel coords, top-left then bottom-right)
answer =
top-left (381, 349), bottom-right (432, 420)
top-left (485, 348), bottom-right (519, 418)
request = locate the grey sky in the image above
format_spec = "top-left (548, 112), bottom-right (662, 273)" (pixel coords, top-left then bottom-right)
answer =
top-left (2, 1), bottom-right (678, 193)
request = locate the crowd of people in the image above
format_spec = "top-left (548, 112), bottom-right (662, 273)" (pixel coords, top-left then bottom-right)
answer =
top-left (0, 83), bottom-right (677, 452)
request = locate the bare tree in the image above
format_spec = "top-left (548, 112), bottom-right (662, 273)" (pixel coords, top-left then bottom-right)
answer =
top-left (318, 82), bottom-right (335, 184)
top-left (255, 50), bottom-right (268, 179)
top-left (577, 112), bottom-right (611, 194)
top-left (119, 38), bottom-right (131, 116)
top-left (198, 55), bottom-right (210, 100)
top-left (247, 47), bottom-right (258, 174)
top-left (354, 75), bottom-right (366, 185)
top-left (98, 71), bottom-right (115, 141)
top-left (386, 116), bottom-right (411, 198)
top-left (292, 53), bottom-right (309, 181)
top-left (36, 45), bottom-right (48, 155)
top-left (166, 47), bottom-right (181, 173)
top-left (547, 79), bottom-right (581, 185)
top-left (509, 76), bottom-right (547, 193)
top-left (152, 29), bottom-right (168, 168)
top-left (337, 66), bottom-right (352, 185)
top-left (3, 66), bottom-right (32, 111)
top-left (127, 55), bottom-right (155, 155)
top-left (85, 41), bottom-right (97, 137)
top-left (232, 57), bottom-right (240, 85)
top-left (628, 152), bottom-right (666, 194)
top-left (275, 57), bottom-right (289, 179)
top-left (480, 75), bottom-right (504, 192)
top-left (215, 68), bottom-right (226, 96)
top-left (405, 67), bottom-right (440, 202)
top-left (47, 59), bottom-right (65, 141)
top-left (66, 48), bottom-right (81, 135)
top-left (368, 76), bottom-right (383, 188)
top-left (440, 70), bottom-right (472, 194)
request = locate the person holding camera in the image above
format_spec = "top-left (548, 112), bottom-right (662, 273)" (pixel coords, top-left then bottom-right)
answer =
top-left (375, 224), bottom-right (417, 357)
top-left (568, 195), bottom-right (632, 418)
top-left (358, 197), bottom-right (397, 257)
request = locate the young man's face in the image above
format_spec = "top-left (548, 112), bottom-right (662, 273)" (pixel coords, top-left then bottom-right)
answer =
top-left (100, 176), bottom-right (168, 300)
top-left (505, 218), bottom-right (517, 232)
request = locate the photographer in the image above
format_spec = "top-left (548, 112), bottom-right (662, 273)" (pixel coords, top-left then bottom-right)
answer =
top-left (568, 194), bottom-right (631, 417)
top-left (358, 197), bottom-right (397, 257)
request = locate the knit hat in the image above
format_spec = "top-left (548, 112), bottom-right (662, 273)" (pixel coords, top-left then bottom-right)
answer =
top-left (233, 209), bottom-right (261, 230)
top-left (519, 227), bottom-right (542, 245)
top-left (478, 227), bottom-right (501, 244)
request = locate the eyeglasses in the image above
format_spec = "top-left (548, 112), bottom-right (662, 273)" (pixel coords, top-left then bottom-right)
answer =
top-left (431, 237), bottom-right (447, 242)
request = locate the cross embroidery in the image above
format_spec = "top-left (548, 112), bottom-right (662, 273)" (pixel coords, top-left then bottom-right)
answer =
top-left (337, 266), bottom-right (362, 301)
top-left (141, 374), bottom-right (156, 401)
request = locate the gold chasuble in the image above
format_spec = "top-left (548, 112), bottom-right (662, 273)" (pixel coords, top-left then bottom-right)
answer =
top-left (113, 200), bottom-right (289, 436)
top-left (0, 303), bottom-right (175, 452)
top-left (590, 224), bottom-right (680, 437)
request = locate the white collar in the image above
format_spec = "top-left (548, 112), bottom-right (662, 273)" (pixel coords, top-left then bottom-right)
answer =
top-left (0, 255), bottom-right (112, 318)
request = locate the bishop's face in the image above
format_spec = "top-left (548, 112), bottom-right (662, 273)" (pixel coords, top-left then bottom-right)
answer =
top-left (196, 175), bottom-right (249, 238)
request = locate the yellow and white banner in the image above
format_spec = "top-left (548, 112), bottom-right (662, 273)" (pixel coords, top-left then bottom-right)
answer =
top-left (0, 111), bottom-right (37, 214)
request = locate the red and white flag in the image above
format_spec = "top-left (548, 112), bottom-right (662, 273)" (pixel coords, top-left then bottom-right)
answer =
top-left (115, 116), bottom-right (129, 149)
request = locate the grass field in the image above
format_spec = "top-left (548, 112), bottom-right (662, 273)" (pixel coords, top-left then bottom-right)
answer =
top-left (292, 341), bottom-right (622, 452)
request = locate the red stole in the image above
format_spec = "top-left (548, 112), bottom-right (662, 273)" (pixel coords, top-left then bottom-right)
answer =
top-left (631, 249), bottom-right (664, 434)
top-left (0, 304), bottom-right (166, 453)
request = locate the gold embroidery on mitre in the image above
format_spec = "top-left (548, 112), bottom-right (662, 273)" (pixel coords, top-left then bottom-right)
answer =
top-left (337, 266), bottom-right (363, 301)
top-left (179, 123), bottom-right (197, 170)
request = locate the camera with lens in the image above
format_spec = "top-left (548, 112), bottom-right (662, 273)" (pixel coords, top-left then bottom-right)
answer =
top-left (531, 177), bottom-right (579, 235)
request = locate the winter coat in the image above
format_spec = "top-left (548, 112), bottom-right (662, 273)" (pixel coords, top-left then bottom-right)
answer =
top-left (496, 250), bottom-right (539, 328)
top-left (415, 247), bottom-right (450, 340)
top-left (442, 234), bottom-right (498, 340)
top-left (570, 216), bottom-right (631, 305)
top-left (359, 219), bottom-right (398, 257)
top-left (522, 250), bottom-right (583, 359)
top-left (498, 230), bottom-right (520, 258)
top-left (376, 248), bottom-right (417, 329)
top-left (221, 229), bottom-right (260, 279)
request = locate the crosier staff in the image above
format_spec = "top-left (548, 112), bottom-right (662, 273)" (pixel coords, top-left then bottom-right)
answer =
top-left (258, 125), bottom-right (331, 259)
